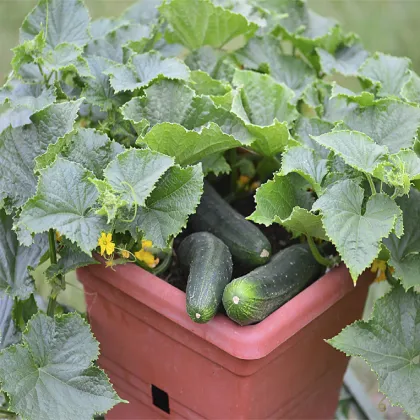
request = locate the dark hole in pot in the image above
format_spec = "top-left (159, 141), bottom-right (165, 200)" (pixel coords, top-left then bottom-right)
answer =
top-left (151, 384), bottom-right (170, 414)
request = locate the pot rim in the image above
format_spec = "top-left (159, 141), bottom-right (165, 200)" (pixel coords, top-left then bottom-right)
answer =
top-left (78, 258), bottom-right (372, 360)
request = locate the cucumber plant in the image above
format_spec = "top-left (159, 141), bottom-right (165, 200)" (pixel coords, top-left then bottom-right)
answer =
top-left (0, 0), bottom-right (419, 418)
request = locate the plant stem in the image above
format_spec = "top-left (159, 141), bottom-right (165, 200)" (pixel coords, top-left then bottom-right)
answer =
top-left (366, 174), bottom-right (376, 195)
top-left (37, 63), bottom-right (49, 88)
top-left (0, 407), bottom-right (17, 418)
top-left (307, 236), bottom-right (332, 267)
top-left (47, 228), bottom-right (62, 317)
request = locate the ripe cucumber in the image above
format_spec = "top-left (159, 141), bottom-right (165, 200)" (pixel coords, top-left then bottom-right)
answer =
top-left (222, 244), bottom-right (322, 326)
top-left (190, 182), bottom-right (271, 266)
top-left (178, 232), bottom-right (233, 323)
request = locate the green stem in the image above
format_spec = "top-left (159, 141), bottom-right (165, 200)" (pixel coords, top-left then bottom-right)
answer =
top-left (366, 174), bottom-right (376, 195)
top-left (385, 267), bottom-right (399, 287)
top-left (47, 228), bottom-right (62, 317)
top-left (0, 407), bottom-right (17, 418)
top-left (307, 236), bottom-right (332, 267)
top-left (37, 63), bottom-right (49, 88)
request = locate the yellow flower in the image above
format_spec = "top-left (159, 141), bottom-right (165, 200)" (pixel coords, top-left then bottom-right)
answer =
top-left (371, 259), bottom-right (394, 283)
top-left (55, 231), bottom-right (62, 242)
top-left (120, 249), bottom-right (131, 259)
top-left (105, 258), bottom-right (117, 271)
top-left (98, 232), bottom-right (115, 256)
top-left (141, 239), bottom-right (153, 249)
top-left (135, 249), bottom-right (159, 268)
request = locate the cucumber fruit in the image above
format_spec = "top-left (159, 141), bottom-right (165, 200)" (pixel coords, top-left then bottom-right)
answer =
top-left (222, 244), bottom-right (322, 326)
top-left (190, 182), bottom-right (271, 266)
top-left (178, 232), bottom-right (233, 323)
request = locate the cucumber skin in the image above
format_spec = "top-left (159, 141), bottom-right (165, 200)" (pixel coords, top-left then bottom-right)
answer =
top-left (178, 232), bottom-right (233, 324)
top-left (223, 244), bottom-right (322, 326)
top-left (190, 182), bottom-right (271, 266)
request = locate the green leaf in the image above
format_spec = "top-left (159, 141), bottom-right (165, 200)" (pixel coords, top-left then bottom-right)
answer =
top-left (104, 149), bottom-right (174, 208)
top-left (159, 0), bottom-right (257, 50)
top-left (313, 180), bottom-right (401, 280)
top-left (343, 99), bottom-right (420, 153)
top-left (293, 117), bottom-right (333, 158)
top-left (123, 0), bottom-right (162, 24)
top-left (122, 79), bottom-right (251, 141)
top-left (249, 173), bottom-right (326, 239)
top-left (0, 81), bottom-right (56, 134)
top-left (89, 18), bottom-right (129, 40)
top-left (82, 56), bottom-right (129, 112)
top-left (235, 35), bottom-right (316, 96)
top-left (19, 159), bottom-right (108, 254)
top-left (58, 128), bottom-right (124, 178)
top-left (0, 295), bottom-right (21, 349)
top-left (0, 100), bottom-right (82, 208)
top-left (189, 70), bottom-right (231, 96)
top-left (330, 83), bottom-right (375, 107)
top-left (201, 152), bottom-right (230, 175)
top-left (0, 312), bottom-right (121, 420)
top-left (141, 123), bottom-right (241, 166)
top-left (359, 53), bottom-right (411, 98)
top-left (317, 41), bottom-right (369, 77)
top-left (312, 130), bottom-right (387, 174)
top-left (384, 189), bottom-right (420, 289)
top-left (185, 46), bottom-right (226, 77)
top-left (21, 0), bottom-right (90, 48)
top-left (281, 145), bottom-right (328, 194)
top-left (329, 286), bottom-right (420, 419)
top-left (46, 239), bottom-right (98, 280)
top-left (127, 165), bottom-right (203, 247)
top-left (0, 210), bottom-right (48, 299)
top-left (105, 51), bottom-right (190, 93)
top-left (86, 23), bottom-right (150, 63)
top-left (401, 70), bottom-right (420, 103)
top-left (231, 70), bottom-right (296, 155)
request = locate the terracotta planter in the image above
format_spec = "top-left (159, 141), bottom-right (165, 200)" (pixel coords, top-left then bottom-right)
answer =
top-left (77, 261), bottom-right (372, 419)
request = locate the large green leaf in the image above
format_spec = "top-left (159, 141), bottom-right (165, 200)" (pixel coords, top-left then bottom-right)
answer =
top-left (0, 211), bottom-right (48, 299)
top-left (342, 99), bottom-right (420, 153)
top-left (359, 53), bottom-right (411, 98)
top-left (159, 0), bottom-right (257, 50)
top-left (0, 312), bottom-right (121, 420)
top-left (249, 173), bottom-right (326, 239)
top-left (20, 0), bottom-right (90, 48)
top-left (122, 0), bottom-right (162, 25)
top-left (312, 130), bottom-right (387, 174)
top-left (82, 56), bottom-right (129, 111)
top-left (316, 41), bottom-right (369, 77)
top-left (19, 159), bottom-right (108, 254)
top-left (231, 70), bottom-right (296, 156)
top-left (185, 46), bottom-right (226, 77)
top-left (0, 295), bottom-right (21, 350)
top-left (106, 52), bottom-right (190, 92)
top-left (122, 79), bottom-right (250, 141)
top-left (0, 100), bottom-right (81, 208)
top-left (329, 286), bottom-right (420, 419)
top-left (86, 23), bottom-right (150, 63)
top-left (235, 35), bottom-right (316, 96)
top-left (57, 129), bottom-right (124, 178)
top-left (104, 149), bottom-right (174, 208)
top-left (141, 123), bottom-right (241, 166)
top-left (384, 189), bottom-right (420, 289)
top-left (293, 117), bottom-right (333, 158)
top-left (401, 70), bottom-right (420, 103)
top-left (0, 82), bottom-right (56, 134)
top-left (127, 165), bottom-right (203, 247)
top-left (281, 145), bottom-right (328, 194)
top-left (313, 180), bottom-right (401, 280)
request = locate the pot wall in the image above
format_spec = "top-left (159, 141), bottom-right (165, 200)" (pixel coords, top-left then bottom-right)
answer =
top-left (77, 262), bottom-right (372, 419)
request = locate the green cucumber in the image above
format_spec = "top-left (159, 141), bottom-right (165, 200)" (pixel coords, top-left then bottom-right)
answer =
top-left (190, 182), bottom-right (271, 266)
top-left (222, 244), bottom-right (322, 326)
top-left (178, 232), bottom-right (233, 323)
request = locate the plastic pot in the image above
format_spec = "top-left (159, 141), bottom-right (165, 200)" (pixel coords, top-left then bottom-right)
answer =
top-left (77, 261), bottom-right (372, 419)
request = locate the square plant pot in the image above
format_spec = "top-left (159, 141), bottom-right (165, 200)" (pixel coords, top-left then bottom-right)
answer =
top-left (77, 261), bottom-right (372, 419)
